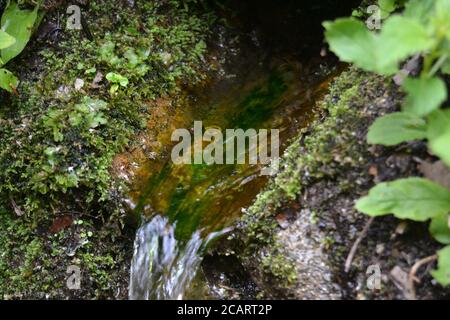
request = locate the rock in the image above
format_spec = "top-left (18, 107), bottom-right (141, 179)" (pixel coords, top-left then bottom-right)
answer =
top-left (274, 209), bottom-right (342, 299)
top-left (74, 78), bottom-right (85, 91)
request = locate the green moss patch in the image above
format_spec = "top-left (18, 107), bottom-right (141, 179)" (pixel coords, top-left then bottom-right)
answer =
top-left (0, 0), bottom-right (214, 298)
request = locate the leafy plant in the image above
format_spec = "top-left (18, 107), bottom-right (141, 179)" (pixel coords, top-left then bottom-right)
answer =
top-left (0, 0), bottom-right (40, 92)
top-left (325, 0), bottom-right (450, 286)
top-left (105, 72), bottom-right (129, 95)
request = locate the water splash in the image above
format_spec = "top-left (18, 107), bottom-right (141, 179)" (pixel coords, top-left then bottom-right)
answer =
top-left (129, 215), bottom-right (232, 300)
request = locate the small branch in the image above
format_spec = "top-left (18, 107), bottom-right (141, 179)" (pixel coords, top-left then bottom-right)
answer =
top-left (345, 217), bottom-right (375, 273)
top-left (406, 254), bottom-right (438, 300)
top-left (427, 53), bottom-right (449, 77)
top-left (10, 197), bottom-right (24, 217)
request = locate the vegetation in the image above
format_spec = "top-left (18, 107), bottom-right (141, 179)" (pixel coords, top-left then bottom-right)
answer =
top-left (1, 0), bottom-right (449, 300)
top-left (324, 0), bottom-right (450, 286)
top-left (0, 0), bottom-right (212, 223)
top-left (0, 0), bottom-right (213, 298)
top-left (0, 0), bottom-right (41, 92)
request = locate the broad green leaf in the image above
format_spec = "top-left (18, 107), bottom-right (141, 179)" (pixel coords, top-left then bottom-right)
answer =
top-left (379, 0), bottom-right (397, 19)
top-left (404, 0), bottom-right (435, 23)
top-left (430, 213), bottom-right (450, 244)
top-left (403, 77), bottom-right (447, 116)
top-left (427, 109), bottom-right (450, 167)
top-left (367, 112), bottom-right (427, 146)
top-left (324, 16), bottom-right (434, 75)
top-left (429, 131), bottom-right (450, 168)
top-left (356, 178), bottom-right (450, 221)
top-left (432, 0), bottom-right (450, 38)
top-left (378, 16), bottom-right (435, 73)
top-left (0, 68), bottom-right (18, 92)
top-left (428, 109), bottom-right (450, 140)
top-left (324, 19), bottom-right (382, 72)
top-left (0, 30), bottom-right (15, 50)
top-left (431, 245), bottom-right (450, 286)
top-left (1, 1), bottom-right (38, 64)
top-left (442, 60), bottom-right (450, 75)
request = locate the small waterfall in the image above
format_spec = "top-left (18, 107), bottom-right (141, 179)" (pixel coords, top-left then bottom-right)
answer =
top-left (129, 215), bottom-right (231, 300)
top-left (126, 56), bottom-right (334, 300)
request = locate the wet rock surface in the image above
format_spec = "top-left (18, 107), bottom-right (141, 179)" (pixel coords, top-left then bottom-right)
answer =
top-left (213, 68), bottom-right (450, 299)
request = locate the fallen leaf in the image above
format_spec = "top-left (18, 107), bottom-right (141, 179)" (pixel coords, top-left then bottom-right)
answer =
top-left (275, 213), bottom-right (289, 229)
top-left (49, 215), bottom-right (74, 233)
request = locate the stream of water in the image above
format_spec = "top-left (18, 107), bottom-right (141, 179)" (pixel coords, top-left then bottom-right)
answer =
top-left (126, 54), bottom-right (336, 299)
top-left (120, 0), bottom-right (348, 296)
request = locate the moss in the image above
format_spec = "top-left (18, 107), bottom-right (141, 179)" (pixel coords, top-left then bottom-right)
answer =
top-left (1, 0), bottom-right (214, 222)
top-left (0, 206), bottom-right (132, 299)
top-left (260, 250), bottom-right (298, 286)
top-left (0, 0), bottom-right (215, 298)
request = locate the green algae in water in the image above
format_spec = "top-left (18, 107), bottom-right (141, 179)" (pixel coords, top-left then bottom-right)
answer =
top-left (124, 26), bottom-right (344, 295)
top-left (230, 72), bottom-right (288, 130)
top-left (128, 60), bottom-right (334, 299)
top-left (131, 64), bottom-right (328, 241)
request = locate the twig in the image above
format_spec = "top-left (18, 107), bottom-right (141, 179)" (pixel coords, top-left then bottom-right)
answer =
top-left (10, 197), bottom-right (24, 217)
top-left (345, 217), bottom-right (375, 273)
top-left (406, 254), bottom-right (437, 300)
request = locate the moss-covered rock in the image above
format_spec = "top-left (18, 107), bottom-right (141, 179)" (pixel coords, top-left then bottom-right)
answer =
top-left (0, 0), bottom-right (214, 298)
top-left (228, 66), bottom-right (450, 299)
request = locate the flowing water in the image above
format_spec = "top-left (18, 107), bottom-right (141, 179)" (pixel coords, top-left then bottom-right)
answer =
top-left (126, 56), bottom-right (337, 299)
top-left (125, 2), bottom-right (346, 298)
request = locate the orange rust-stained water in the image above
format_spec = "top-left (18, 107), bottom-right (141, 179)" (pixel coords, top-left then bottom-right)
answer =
top-left (127, 56), bottom-right (337, 299)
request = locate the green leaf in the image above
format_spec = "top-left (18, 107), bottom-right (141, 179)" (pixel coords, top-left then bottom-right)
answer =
top-left (110, 84), bottom-right (119, 95)
top-left (106, 72), bottom-right (129, 87)
top-left (403, 77), bottom-right (447, 116)
top-left (431, 245), bottom-right (450, 286)
top-left (379, 0), bottom-right (397, 19)
top-left (430, 213), bottom-right (450, 244)
top-left (0, 30), bottom-right (16, 50)
top-left (68, 112), bottom-right (83, 127)
top-left (367, 112), bottom-right (427, 146)
top-left (124, 48), bottom-right (140, 68)
top-left (1, 1), bottom-right (39, 65)
top-left (427, 109), bottom-right (450, 167)
top-left (404, 0), bottom-right (435, 23)
top-left (429, 131), bottom-right (450, 167)
top-left (324, 16), bottom-right (434, 75)
top-left (442, 60), bottom-right (450, 75)
top-left (0, 68), bottom-right (18, 92)
top-left (323, 19), bottom-right (383, 73)
top-left (432, 0), bottom-right (450, 38)
top-left (356, 178), bottom-right (450, 221)
top-left (82, 97), bottom-right (108, 111)
top-left (379, 16), bottom-right (435, 72)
